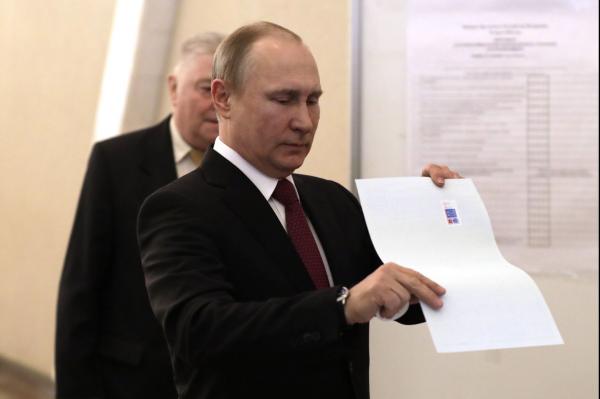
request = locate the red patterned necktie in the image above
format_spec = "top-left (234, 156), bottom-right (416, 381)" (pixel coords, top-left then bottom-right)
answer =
top-left (272, 179), bottom-right (329, 289)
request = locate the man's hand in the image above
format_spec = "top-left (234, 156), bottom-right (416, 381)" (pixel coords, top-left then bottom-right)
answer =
top-left (421, 163), bottom-right (462, 187)
top-left (344, 263), bottom-right (446, 325)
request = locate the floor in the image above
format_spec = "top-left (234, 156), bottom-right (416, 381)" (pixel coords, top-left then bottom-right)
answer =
top-left (0, 356), bottom-right (53, 399)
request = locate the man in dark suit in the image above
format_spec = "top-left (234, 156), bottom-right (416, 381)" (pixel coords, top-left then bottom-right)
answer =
top-left (55, 32), bottom-right (224, 399)
top-left (138, 22), bottom-right (457, 399)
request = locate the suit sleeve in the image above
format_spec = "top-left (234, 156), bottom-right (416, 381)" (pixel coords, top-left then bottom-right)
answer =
top-left (138, 189), bottom-right (348, 367)
top-left (55, 144), bottom-right (113, 399)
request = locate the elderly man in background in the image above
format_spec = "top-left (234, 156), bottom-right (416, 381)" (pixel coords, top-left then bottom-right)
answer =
top-left (55, 32), bottom-right (224, 399)
top-left (138, 22), bottom-right (458, 399)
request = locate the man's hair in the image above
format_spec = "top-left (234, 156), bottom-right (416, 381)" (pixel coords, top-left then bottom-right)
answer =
top-left (212, 21), bottom-right (302, 92)
top-left (173, 32), bottom-right (225, 75)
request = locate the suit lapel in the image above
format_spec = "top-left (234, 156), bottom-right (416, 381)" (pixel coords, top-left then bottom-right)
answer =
top-left (201, 149), bottom-right (315, 292)
top-left (139, 117), bottom-right (178, 199)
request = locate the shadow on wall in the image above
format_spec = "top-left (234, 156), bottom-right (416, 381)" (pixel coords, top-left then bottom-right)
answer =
top-left (0, 356), bottom-right (54, 399)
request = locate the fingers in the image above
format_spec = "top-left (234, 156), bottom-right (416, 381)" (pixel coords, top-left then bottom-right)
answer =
top-left (378, 283), bottom-right (411, 319)
top-left (388, 264), bottom-right (445, 309)
top-left (397, 266), bottom-right (446, 296)
top-left (344, 263), bottom-right (446, 325)
top-left (396, 272), bottom-right (443, 309)
top-left (344, 267), bottom-right (412, 324)
top-left (421, 163), bottom-right (463, 187)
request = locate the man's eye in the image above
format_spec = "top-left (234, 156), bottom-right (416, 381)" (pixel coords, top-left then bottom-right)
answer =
top-left (307, 97), bottom-right (319, 105)
top-left (274, 97), bottom-right (291, 104)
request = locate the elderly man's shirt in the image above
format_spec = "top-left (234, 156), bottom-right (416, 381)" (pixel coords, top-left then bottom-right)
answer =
top-left (170, 118), bottom-right (201, 178)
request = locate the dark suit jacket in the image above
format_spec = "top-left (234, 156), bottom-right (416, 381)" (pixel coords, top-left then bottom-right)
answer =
top-left (137, 148), bottom-right (424, 399)
top-left (55, 117), bottom-right (178, 399)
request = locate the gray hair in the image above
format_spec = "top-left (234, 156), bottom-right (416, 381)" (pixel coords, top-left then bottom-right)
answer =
top-left (173, 32), bottom-right (225, 75)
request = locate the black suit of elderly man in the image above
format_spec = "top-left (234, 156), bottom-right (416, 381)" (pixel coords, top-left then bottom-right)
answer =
top-left (55, 32), bottom-right (224, 399)
top-left (138, 22), bottom-right (459, 399)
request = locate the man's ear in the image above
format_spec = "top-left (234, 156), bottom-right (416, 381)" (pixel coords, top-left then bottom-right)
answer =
top-left (212, 79), bottom-right (232, 119)
top-left (167, 75), bottom-right (178, 107)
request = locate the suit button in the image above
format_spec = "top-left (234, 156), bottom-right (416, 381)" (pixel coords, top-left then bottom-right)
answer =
top-left (303, 332), bottom-right (321, 343)
top-left (348, 361), bottom-right (354, 373)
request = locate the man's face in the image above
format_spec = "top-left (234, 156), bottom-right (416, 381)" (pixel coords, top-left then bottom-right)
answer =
top-left (227, 37), bottom-right (322, 178)
top-left (169, 53), bottom-right (218, 151)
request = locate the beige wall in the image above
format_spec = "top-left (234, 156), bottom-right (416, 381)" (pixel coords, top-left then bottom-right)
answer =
top-left (158, 0), bottom-right (351, 186)
top-left (0, 0), bottom-right (116, 373)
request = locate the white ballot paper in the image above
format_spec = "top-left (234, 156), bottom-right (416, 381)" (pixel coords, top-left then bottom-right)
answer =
top-left (355, 177), bottom-right (563, 353)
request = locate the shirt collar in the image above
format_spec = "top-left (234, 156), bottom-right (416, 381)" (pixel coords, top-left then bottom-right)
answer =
top-left (170, 117), bottom-right (192, 163)
top-left (213, 137), bottom-right (295, 201)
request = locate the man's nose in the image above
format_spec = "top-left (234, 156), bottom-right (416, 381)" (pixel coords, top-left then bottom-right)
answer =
top-left (290, 103), bottom-right (314, 133)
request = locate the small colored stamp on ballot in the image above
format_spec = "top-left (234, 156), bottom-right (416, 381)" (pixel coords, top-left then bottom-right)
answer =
top-left (442, 200), bottom-right (461, 225)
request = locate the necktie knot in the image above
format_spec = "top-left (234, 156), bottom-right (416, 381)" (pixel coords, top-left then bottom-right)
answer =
top-left (272, 179), bottom-right (299, 207)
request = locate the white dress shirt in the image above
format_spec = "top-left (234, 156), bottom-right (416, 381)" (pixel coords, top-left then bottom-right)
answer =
top-left (213, 137), bottom-right (334, 287)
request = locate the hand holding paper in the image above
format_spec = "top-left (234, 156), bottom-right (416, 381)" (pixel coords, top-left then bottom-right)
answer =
top-left (344, 263), bottom-right (446, 325)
